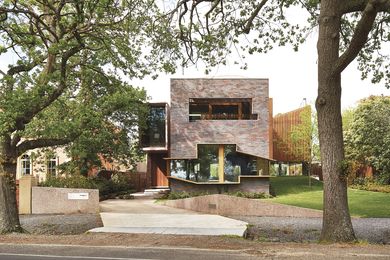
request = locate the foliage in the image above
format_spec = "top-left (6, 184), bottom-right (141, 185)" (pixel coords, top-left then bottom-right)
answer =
top-left (226, 191), bottom-right (271, 199)
top-left (350, 178), bottom-right (390, 193)
top-left (160, 191), bottom-right (210, 200)
top-left (40, 172), bottom-right (135, 197)
top-left (0, 0), bottom-right (179, 233)
top-left (0, 0), bottom-right (180, 161)
top-left (344, 96), bottom-right (390, 184)
top-left (161, 190), bottom-right (271, 200)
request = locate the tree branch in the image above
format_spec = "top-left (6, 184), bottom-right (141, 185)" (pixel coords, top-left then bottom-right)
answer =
top-left (342, 0), bottom-right (390, 13)
top-left (12, 35), bottom-right (85, 132)
top-left (16, 138), bottom-right (72, 156)
top-left (242, 0), bottom-right (268, 34)
top-left (332, 1), bottom-right (379, 76)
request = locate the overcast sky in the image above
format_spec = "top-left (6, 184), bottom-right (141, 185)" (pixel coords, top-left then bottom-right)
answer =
top-left (135, 30), bottom-right (390, 115)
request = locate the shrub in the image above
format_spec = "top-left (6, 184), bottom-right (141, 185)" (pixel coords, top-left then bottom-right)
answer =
top-left (40, 173), bottom-right (135, 198)
top-left (160, 191), bottom-right (209, 200)
top-left (161, 191), bottom-right (271, 200)
top-left (350, 177), bottom-right (390, 193)
top-left (226, 191), bottom-right (272, 199)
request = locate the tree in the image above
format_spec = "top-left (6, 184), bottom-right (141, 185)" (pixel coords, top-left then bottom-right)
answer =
top-left (165, 0), bottom-right (390, 242)
top-left (344, 96), bottom-right (390, 184)
top-left (0, 0), bottom-right (179, 233)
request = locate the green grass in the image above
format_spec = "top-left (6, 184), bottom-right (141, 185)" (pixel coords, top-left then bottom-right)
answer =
top-left (269, 176), bottom-right (390, 218)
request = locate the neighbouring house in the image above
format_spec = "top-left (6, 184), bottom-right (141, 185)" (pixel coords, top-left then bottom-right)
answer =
top-left (141, 78), bottom-right (275, 194)
top-left (16, 147), bottom-right (70, 182)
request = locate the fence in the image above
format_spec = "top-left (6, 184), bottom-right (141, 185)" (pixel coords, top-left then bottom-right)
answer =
top-left (129, 172), bottom-right (147, 192)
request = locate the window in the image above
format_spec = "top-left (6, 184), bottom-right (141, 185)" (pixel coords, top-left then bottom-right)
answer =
top-left (141, 105), bottom-right (167, 147)
top-left (170, 144), bottom-right (267, 183)
top-left (21, 154), bottom-right (31, 175)
top-left (189, 98), bottom-right (257, 121)
top-left (47, 157), bottom-right (57, 177)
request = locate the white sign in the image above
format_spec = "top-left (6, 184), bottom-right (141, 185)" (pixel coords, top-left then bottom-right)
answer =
top-left (68, 192), bottom-right (89, 200)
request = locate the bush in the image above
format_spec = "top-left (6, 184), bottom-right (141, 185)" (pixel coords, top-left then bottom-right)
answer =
top-left (41, 174), bottom-right (98, 190)
top-left (40, 173), bottom-right (135, 198)
top-left (161, 191), bottom-right (271, 200)
top-left (226, 191), bottom-right (272, 199)
top-left (350, 177), bottom-right (390, 193)
top-left (160, 191), bottom-right (210, 200)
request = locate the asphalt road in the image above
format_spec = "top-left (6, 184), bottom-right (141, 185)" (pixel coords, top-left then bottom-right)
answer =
top-left (0, 244), bottom-right (256, 260)
top-left (1, 243), bottom-right (390, 260)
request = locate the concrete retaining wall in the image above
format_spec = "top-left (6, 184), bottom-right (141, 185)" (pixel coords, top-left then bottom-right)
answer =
top-left (164, 194), bottom-right (322, 218)
top-left (32, 187), bottom-right (99, 214)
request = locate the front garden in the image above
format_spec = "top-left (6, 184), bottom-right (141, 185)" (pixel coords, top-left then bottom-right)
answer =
top-left (269, 176), bottom-right (390, 218)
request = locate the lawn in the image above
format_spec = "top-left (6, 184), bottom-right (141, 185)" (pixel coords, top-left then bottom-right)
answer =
top-left (269, 176), bottom-right (390, 218)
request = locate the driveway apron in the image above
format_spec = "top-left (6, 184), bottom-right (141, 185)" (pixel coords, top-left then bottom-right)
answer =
top-left (89, 199), bottom-right (248, 236)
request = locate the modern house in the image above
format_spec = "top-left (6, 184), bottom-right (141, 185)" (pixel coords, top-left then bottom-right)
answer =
top-left (141, 78), bottom-right (275, 194)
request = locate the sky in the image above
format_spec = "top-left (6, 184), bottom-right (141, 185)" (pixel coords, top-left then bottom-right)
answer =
top-left (134, 31), bottom-right (390, 115)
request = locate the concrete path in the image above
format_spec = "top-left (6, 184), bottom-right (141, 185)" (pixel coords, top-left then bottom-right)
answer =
top-left (89, 199), bottom-right (248, 236)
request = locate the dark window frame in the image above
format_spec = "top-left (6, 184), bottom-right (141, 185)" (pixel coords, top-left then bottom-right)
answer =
top-left (189, 98), bottom-right (257, 121)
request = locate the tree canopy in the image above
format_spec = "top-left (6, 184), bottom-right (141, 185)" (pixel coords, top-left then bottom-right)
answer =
top-left (344, 96), bottom-right (390, 184)
top-left (0, 0), bottom-right (180, 233)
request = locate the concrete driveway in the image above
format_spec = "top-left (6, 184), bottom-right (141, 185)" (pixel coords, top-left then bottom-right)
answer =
top-left (89, 199), bottom-right (248, 236)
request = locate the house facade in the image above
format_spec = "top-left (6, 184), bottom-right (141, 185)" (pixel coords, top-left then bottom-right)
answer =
top-left (142, 78), bottom-right (274, 194)
top-left (16, 147), bottom-right (70, 182)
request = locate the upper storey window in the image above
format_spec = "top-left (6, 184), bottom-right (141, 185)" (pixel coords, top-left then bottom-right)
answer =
top-left (141, 105), bottom-right (167, 148)
top-left (189, 98), bottom-right (257, 121)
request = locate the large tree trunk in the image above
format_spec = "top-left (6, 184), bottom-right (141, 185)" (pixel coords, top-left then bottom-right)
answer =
top-left (0, 136), bottom-right (22, 234)
top-left (0, 158), bottom-right (22, 233)
top-left (316, 1), bottom-right (356, 242)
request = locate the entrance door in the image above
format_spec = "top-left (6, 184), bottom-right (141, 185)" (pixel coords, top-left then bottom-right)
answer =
top-left (151, 153), bottom-right (168, 187)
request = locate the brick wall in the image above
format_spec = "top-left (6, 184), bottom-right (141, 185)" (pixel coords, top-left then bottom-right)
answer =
top-left (170, 78), bottom-right (270, 159)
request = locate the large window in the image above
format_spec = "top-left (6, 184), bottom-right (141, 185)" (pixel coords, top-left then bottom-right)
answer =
top-left (21, 154), bottom-right (31, 175)
top-left (189, 98), bottom-right (257, 121)
top-left (141, 105), bottom-right (167, 148)
top-left (170, 144), bottom-right (267, 183)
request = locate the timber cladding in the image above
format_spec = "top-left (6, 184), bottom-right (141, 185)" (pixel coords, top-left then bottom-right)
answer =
top-left (170, 78), bottom-right (271, 159)
top-left (272, 106), bottom-right (312, 162)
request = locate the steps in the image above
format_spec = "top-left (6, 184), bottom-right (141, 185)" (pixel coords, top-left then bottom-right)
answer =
top-left (131, 188), bottom-right (170, 199)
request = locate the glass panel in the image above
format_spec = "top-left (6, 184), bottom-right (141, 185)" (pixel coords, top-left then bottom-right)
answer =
top-left (224, 145), bottom-right (257, 179)
top-left (197, 145), bottom-right (219, 182)
top-left (141, 106), bottom-right (166, 147)
top-left (211, 105), bottom-right (239, 120)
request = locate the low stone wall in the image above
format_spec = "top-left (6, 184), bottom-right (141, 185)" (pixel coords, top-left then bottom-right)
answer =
top-left (169, 176), bottom-right (270, 194)
top-left (164, 194), bottom-right (322, 218)
top-left (32, 187), bottom-right (99, 214)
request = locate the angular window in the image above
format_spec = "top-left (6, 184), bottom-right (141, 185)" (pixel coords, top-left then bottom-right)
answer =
top-left (170, 144), bottom-right (268, 183)
top-left (21, 154), bottom-right (31, 175)
top-left (141, 105), bottom-right (167, 148)
top-left (189, 98), bottom-right (257, 121)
